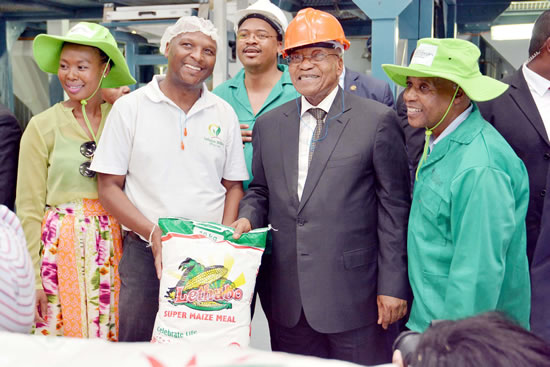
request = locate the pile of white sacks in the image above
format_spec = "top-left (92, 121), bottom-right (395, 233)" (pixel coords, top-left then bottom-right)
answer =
top-left (0, 332), bottom-right (370, 367)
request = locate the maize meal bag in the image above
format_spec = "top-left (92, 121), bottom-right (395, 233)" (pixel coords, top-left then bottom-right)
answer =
top-left (152, 218), bottom-right (267, 346)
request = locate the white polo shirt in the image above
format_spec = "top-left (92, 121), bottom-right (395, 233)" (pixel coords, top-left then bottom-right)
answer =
top-left (91, 75), bottom-right (248, 225)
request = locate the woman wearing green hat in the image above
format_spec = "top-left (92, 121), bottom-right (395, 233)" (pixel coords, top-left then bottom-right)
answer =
top-left (15, 22), bottom-right (135, 339)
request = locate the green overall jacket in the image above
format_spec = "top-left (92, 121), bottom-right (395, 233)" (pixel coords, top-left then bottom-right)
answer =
top-left (407, 104), bottom-right (531, 332)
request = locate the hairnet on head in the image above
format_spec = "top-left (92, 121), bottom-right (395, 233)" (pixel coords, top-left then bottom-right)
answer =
top-left (160, 16), bottom-right (219, 54)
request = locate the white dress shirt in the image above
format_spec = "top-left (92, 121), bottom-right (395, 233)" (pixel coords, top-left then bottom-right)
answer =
top-left (338, 67), bottom-right (346, 89)
top-left (297, 86), bottom-right (339, 200)
top-left (522, 63), bottom-right (550, 136)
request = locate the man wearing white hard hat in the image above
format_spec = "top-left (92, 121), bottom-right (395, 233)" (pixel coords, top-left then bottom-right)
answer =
top-left (91, 16), bottom-right (248, 341)
top-left (214, 0), bottom-right (297, 191)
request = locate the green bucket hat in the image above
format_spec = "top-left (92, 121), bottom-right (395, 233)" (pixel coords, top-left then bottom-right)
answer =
top-left (33, 22), bottom-right (136, 88)
top-left (382, 38), bottom-right (508, 102)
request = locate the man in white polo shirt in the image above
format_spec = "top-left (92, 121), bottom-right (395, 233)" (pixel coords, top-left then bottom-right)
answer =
top-left (91, 16), bottom-right (248, 342)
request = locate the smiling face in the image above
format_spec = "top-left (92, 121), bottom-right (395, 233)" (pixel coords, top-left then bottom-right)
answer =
top-left (164, 31), bottom-right (217, 90)
top-left (236, 17), bottom-right (281, 71)
top-left (403, 76), bottom-right (460, 135)
top-left (57, 43), bottom-right (108, 102)
top-left (288, 46), bottom-right (343, 106)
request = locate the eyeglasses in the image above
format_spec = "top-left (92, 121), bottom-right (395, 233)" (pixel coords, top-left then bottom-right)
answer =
top-left (236, 31), bottom-right (277, 41)
top-left (79, 141), bottom-right (96, 178)
top-left (287, 52), bottom-right (340, 65)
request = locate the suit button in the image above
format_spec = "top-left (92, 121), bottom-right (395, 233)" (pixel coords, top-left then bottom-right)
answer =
top-left (297, 218), bottom-right (305, 226)
top-left (545, 153), bottom-right (550, 160)
top-left (542, 190), bottom-right (547, 197)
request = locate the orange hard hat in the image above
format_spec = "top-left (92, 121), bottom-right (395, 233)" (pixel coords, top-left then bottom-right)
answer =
top-left (282, 8), bottom-right (350, 58)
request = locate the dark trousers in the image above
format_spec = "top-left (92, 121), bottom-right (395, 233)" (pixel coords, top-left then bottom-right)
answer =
top-left (271, 309), bottom-right (393, 366)
top-left (118, 233), bottom-right (160, 341)
top-left (254, 253), bottom-right (279, 350)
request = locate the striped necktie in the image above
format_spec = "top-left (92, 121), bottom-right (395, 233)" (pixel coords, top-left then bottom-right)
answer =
top-left (308, 107), bottom-right (327, 165)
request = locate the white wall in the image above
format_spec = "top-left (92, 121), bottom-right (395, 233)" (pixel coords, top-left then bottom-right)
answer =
top-left (482, 33), bottom-right (529, 70)
top-left (344, 37), bottom-right (372, 75)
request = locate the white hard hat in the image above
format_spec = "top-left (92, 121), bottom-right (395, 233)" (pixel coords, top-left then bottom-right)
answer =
top-left (235, 0), bottom-right (289, 38)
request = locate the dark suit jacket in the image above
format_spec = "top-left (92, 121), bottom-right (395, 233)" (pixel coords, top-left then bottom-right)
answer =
top-left (343, 67), bottom-right (395, 108)
top-left (0, 103), bottom-right (21, 210)
top-left (531, 166), bottom-right (550, 341)
top-left (239, 88), bottom-right (410, 334)
top-left (396, 90), bottom-right (425, 190)
top-left (478, 68), bottom-right (550, 265)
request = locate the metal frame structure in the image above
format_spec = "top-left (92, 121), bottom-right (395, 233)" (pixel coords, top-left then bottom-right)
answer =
top-left (0, 0), bottom-right (546, 109)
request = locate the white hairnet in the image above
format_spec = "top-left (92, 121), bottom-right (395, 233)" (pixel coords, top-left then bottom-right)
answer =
top-left (160, 16), bottom-right (219, 54)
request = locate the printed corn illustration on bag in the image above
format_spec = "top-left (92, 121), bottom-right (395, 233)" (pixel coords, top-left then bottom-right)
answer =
top-left (152, 218), bottom-right (267, 346)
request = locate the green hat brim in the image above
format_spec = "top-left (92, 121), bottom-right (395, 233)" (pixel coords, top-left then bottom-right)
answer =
top-left (33, 33), bottom-right (136, 88)
top-left (382, 64), bottom-right (508, 102)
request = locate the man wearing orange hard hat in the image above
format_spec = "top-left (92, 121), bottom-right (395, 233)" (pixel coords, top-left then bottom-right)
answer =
top-left (232, 8), bottom-right (410, 364)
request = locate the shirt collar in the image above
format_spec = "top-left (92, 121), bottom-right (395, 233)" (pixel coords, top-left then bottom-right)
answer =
top-left (300, 85), bottom-right (339, 117)
top-left (338, 67), bottom-right (346, 89)
top-left (228, 64), bottom-right (293, 89)
top-left (227, 68), bottom-right (245, 89)
top-left (522, 63), bottom-right (550, 97)
top-left (145, 75), bottom-right (215, 112)
top-left (145, 75), bottom-right (170, 103)
top-left (430, 103), bottom-right (473, 150)
top-left (279, 64), bottom-right (294, 86)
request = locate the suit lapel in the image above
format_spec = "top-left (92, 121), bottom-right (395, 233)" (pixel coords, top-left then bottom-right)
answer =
top-left (343, 68), bottom-right (359, 93)
top-left (280, 98), bottom-right (301, 209)
top-left (509, 70), bottom-right (550, 146)
top-left (298, 88), bottom-right (351, 213)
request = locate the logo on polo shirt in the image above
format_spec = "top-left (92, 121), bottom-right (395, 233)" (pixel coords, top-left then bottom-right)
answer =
top-left (204, 123), bottom-right (223, 147)
top-left (208, 124), bottom-right (221, 137)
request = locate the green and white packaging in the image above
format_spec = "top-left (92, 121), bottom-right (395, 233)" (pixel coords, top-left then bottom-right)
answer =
top-left (152, 218), bottom-right (268, 346)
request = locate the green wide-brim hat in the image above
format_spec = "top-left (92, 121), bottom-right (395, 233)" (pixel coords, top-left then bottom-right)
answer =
top-left (382, 38), bottom-right (508, 102)
top-left (33, 22), bottom-right (136, 88)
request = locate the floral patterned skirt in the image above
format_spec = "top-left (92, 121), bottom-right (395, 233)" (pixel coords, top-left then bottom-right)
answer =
top-left (34, 199), bottom-right (122, 340)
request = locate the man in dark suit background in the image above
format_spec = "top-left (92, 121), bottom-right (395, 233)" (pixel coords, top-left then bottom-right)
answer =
top-left (531, 167), bottom-right (550, 341)
top-left (0, 103), bottom-right (21, 210)
top-left (232, 8), bottom-right (410, 365)
top-left (343, 67), bottom-right (395, 108)
top-left (478, 10), bottom-right (550, 340)
top-left (395, 91), bottom-right (425, 191)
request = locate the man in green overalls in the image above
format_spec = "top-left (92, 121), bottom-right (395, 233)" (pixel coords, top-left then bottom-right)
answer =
top-left (383, 38), bottom-right (531, 332)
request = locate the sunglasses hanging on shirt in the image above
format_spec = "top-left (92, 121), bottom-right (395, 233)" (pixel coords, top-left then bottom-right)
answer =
top-left (79, 140), bottom-right (96, 178)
